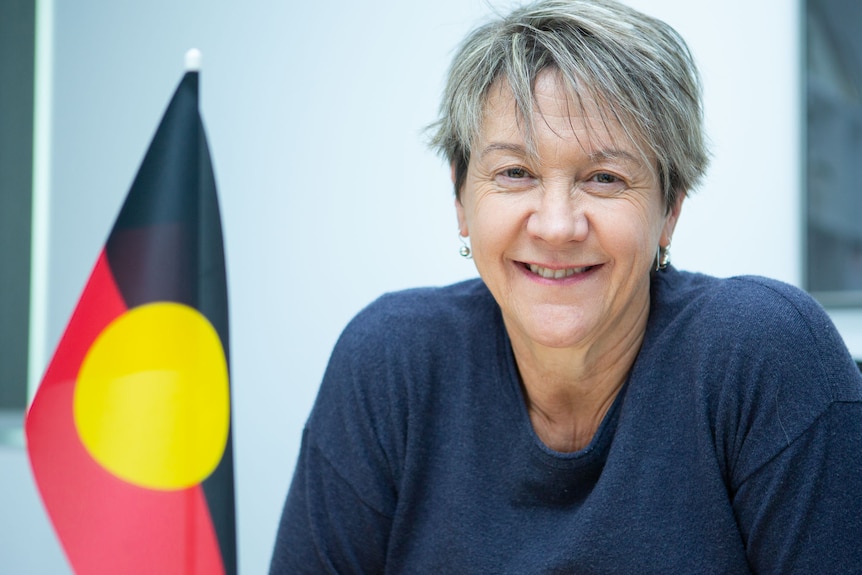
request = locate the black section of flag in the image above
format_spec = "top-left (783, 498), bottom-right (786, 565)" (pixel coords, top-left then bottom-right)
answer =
top-left (106, 72), bottom-right (200, 309)
top-left (195, 102), bottom-right (237, 575)
top-left (104, 70), bottom-right (237, 575)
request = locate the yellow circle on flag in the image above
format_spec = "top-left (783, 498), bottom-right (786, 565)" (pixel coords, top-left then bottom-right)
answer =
top-left (74, 302), bottom-right (230, 490)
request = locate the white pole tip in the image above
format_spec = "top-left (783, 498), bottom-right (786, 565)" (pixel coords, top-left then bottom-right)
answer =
top-left (185, 48), bottom-right (202, 71)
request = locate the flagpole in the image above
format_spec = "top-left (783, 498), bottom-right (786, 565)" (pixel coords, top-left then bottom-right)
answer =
top-left (184, 47), bottom-right (202, 575)
top-left (185, 48), bottom-right (202, 72)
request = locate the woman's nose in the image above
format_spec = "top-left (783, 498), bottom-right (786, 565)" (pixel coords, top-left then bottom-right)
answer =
top-left (525, 185), bottom-right (588, 245)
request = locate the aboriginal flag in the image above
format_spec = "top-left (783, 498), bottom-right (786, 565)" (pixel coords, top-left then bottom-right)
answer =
top-left (25, 66), bottom-right (236, 575)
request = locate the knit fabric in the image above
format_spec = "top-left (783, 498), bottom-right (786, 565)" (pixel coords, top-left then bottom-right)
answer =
top-left (270, 268), bottom-right (862, 574)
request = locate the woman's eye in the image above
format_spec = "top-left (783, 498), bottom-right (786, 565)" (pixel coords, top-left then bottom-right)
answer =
top-left (593, 172), bottom-right (618, 184)
top-left (503, 167), bottom-right (529, 179)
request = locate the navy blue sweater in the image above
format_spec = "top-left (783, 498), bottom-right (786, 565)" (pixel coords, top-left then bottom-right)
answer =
top-left (270, 268), bottom-right (862, 574)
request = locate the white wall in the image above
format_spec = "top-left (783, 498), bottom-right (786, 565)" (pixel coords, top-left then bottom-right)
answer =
top-left (2, 1), bottom-right (808, 573)
top-left (627, 0), bottom-right (803, 284)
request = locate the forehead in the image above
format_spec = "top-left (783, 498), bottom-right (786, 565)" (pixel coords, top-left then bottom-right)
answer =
top-left (479, 70), bottom-right (641, 159)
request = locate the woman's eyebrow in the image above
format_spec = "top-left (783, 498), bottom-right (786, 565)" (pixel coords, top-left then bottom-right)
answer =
top-left (478, 142), bottom-right (643, 168)
top-left (587, 148), bottom-right (639, 164)
top-left (479, 142), bottom-right (530, 159)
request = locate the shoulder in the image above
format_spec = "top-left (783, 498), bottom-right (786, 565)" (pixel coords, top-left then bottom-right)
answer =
top-left (652, 268), bottom-right (859, 399)
top-left (653, 269), bottom-right (848, 367)
top-left (364, 277), bottom-right (495, 321)
top-left (654, 268), bottom-right (823, 322)
top-left (306, 278), bottom-right (502, 488)
top-left (648, 268), bottom-right (862, 480)
top-left (337, 278), bottom-right (498, 351)
top-left (319, 277), bottom-right (502, 397)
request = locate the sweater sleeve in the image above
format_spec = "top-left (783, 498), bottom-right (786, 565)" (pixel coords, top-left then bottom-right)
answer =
top-left (269, 296), bottom-right (410, 574)
top-left (268, 429), bottom-right (393, 574)
top-left (717, 278), bottom-right (862, 573)
top-left (733, 400), bottom-right (862, 574)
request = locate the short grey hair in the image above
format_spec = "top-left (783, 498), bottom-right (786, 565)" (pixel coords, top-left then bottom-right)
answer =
top-left (428, 0), bottom-right (709, 210)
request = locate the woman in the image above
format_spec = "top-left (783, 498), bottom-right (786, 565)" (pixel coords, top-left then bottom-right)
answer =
top-left (270, 0), bottom-right (862, 573)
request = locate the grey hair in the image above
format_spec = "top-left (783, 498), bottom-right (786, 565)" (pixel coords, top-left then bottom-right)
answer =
top-left (427, 0), bottom-right (709, 210)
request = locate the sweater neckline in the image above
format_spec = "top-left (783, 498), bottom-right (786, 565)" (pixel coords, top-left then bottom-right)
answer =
top-left (495, 309), bottom-right (631, 469)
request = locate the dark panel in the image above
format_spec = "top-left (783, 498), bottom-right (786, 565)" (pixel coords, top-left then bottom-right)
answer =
top-left (806, 0), bottom-right (862, 302)
top-left (0, 0), bottom-right (36, 409)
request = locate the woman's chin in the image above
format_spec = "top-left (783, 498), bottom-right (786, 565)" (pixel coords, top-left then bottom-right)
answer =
top-left (504, 309), bottom-right (599, 351)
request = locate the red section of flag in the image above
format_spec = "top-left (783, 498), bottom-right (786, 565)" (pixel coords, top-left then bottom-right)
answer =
top-left (26, 251), bottom-right (224, 575)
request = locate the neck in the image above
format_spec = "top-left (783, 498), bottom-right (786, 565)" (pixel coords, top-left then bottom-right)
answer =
top-left (508, 301), bottom-right (649, 453)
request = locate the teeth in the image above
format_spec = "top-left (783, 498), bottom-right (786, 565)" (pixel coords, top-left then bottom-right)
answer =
top-left (528, 264), bottom-right (589, 279)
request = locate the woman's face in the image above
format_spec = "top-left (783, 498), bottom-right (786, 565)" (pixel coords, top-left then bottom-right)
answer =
top-left (456, 71), bottom-right (682, 355)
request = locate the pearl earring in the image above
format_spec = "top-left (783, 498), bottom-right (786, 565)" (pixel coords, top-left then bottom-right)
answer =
top-left (459, 234), bottom-right (472, 259)
top-left (655, 242), bottom-right (671, 271)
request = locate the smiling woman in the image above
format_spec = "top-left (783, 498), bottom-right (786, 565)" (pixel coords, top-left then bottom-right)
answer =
top-left (269, 1), bottom-right (862, 573)
top-left (455, 72), bottom-right (681, 452)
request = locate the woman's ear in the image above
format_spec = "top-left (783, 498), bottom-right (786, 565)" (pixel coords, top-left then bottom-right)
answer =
top-left (452, 163), bottom-right (469, 237)
top-left (455, 197), bottom-right (468, 237)
top-left (661, 194), bottom-right (684, 246)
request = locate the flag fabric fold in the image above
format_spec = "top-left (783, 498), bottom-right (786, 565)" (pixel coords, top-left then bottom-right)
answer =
top-left (26, 70), bottom-right (237, 575)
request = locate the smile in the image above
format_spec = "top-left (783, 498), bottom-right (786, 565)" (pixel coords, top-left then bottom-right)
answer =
top-left (527, 263), bottom-right (592, 279)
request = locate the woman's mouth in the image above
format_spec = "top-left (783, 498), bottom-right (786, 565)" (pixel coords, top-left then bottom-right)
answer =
top-left (526, 263), bottom-right (593, 279)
